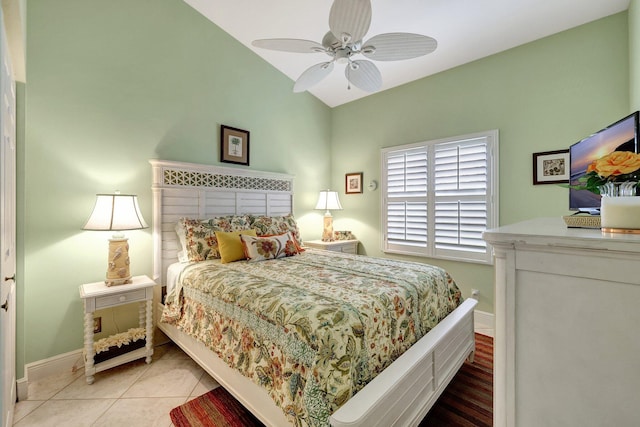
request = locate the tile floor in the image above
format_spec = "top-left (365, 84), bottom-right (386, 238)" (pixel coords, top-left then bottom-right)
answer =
top-left (13, 336), bottom-right (220, 427)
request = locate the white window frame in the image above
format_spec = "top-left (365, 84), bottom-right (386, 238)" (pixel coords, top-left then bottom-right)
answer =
top-left (381, 130), bottom-right (499, 264)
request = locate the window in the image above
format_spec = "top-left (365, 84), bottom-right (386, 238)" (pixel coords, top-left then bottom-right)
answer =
top-left (382, 130), bottom-right (498, 264)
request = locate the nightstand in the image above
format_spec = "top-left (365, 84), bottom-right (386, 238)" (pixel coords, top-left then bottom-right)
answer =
top-left (79, 275), bottom-right (155, 384)
top-left (304, 239), bottom-right (359, 254)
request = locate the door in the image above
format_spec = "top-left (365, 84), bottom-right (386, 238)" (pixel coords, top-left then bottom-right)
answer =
top-left (0, 10), bottom-right (16, 427)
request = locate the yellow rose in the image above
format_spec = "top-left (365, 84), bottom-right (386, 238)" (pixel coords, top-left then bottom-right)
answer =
top-left (592, 151), bottom-right (640, 178)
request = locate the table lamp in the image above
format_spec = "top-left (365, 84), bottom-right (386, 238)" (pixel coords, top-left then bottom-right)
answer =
top-left (315, 189), bottom-right (343, 242)
top-left (83, 192), bottom-right (148, 285)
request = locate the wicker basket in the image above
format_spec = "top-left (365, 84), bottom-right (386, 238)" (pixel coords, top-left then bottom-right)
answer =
top-left (562, 214), bottom-right (601, 229)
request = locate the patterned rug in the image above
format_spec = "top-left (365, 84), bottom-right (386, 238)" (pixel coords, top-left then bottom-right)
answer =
top-left (170, 333), bottom-right (493, 427)
top-left (170, 386), bottom-right (263, 427)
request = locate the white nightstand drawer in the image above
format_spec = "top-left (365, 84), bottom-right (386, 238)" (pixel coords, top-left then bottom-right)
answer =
top-left (95, 289), bottom-right (146, 309)
top-left (305, 239), bottom-right (359, 254)
top-left (334, 242), bottom-right (357, 253)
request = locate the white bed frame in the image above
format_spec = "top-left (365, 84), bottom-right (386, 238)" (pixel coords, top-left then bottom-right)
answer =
top-left (150, 159), bottom-right (477, 427)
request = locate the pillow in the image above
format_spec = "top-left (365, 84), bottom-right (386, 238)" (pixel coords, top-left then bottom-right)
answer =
top-left (215, 229), bottom-right (257, 263)
top-left (249, 214), bottom-right (303, 246)
top-left (240, 232), bottom-right (300, 262)
top-left (261, 233), bottom-right (305, 253)
top-left (175, 216), bottom-right (252, 262)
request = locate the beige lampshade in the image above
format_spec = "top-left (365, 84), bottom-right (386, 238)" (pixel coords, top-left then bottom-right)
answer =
top-left (83, 193), bottom-right (148, 286)
top-left (315, 190), bottom-right (342, 242)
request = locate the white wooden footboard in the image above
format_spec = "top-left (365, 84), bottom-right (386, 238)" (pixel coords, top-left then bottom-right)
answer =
top-left (330, 298), bottom-right (477, 427)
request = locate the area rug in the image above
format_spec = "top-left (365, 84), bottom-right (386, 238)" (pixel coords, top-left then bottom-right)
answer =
top-left (170, 387), bottom-right (264, 427)
top-left (170, 333), bottom-right (493, 427)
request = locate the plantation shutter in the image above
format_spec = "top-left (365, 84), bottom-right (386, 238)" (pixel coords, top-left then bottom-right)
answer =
top-left (382, 131), bottom-right (497, 264)
top-left (385, 148), bottom-right (428, 250)
top-left (434, 138), bottom-right (489, 260)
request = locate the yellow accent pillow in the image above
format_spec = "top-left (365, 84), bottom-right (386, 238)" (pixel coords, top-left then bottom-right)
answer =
top-left (215, 229), bottom-right (257, 263)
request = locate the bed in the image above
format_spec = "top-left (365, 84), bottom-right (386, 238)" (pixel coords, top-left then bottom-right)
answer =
top-left (150, 159), bottom-right (477, 427)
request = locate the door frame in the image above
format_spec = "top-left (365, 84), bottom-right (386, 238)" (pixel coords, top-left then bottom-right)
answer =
top-left (0, 6), bottom-right (17, 426)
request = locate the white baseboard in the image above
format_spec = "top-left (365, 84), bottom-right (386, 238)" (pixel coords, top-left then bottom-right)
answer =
top-left (474, 309), bottom-right (494, 337)
top-left (16, 378), bottom-right (27, 402)
top-left (17, 348), bottom-right (84, 401)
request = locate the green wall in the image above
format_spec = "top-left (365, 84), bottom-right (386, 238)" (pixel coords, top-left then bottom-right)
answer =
top-left (631, 0), bottom-right (640, 111)
top-left (20, 1), bottom-right (632, 372)
top-left (21, 0), bottom-right (331, 372)
top-left (330, 13), bottom-right (630, 313)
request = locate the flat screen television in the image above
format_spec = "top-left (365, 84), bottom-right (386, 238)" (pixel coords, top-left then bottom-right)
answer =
top-left (569, 111), bottom-right (639, 212)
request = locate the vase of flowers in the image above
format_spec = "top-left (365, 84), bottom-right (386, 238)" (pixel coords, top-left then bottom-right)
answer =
top-left (577, 151), bottom-right (640, 232)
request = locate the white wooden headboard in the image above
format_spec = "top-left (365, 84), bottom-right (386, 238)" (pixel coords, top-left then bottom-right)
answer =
top-left (149, 159), bottom-right (294, 285)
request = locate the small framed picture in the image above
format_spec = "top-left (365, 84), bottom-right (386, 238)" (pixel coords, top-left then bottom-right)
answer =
top-left (532, 149), bottom-right (570, 185)
top-left (220, 125), bottom-right (250, 166)
top-left (345, 172), bottom-right (363, 194)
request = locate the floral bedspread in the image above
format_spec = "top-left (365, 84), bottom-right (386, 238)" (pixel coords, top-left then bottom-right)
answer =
top-left (162, 250), bottom-right (462, 427)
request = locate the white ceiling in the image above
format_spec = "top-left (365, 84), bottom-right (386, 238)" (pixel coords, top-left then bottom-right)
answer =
top-left (183, 0), bottom-right (630, 108)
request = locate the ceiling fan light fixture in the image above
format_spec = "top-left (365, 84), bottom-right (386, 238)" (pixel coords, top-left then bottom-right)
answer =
top-left (335, 48), bottom-right (351, 64)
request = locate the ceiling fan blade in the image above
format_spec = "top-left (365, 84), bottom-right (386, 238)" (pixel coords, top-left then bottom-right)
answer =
top-left (293, 62), bottom-right (335, 93)
top-left (362, 33), bottom-right (438, 61)
top-left (329, 0), bottom-right (372, 45)
top-left (252, 38), bottom-right (325, 54)
top-left (345, 60), bottom-right (381, 92)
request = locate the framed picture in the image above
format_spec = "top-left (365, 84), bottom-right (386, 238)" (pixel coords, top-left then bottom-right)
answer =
top-left (532, 149), bottom-right (570, 185)
top-left (345, 172), bottom-right (363, 194)
top-left (220, 125), bottom-right (250, 166)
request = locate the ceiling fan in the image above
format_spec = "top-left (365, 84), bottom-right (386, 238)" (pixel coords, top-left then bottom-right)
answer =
top-left (252, 0), bottom-right (437, 93)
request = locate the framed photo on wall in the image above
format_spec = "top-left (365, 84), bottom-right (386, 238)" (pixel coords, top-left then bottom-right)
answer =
top-left (532, 149), bottom-right (570, 185)
top-left (345, 172), bottom-right (363, 194)
top-left (220, 125), bottom-right (250, 166)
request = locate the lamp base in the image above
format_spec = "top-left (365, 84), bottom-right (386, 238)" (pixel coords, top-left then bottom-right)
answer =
top-left (105, 237), bottom-right (132, 286)
top-left (321, 215), bottom-right (335, 242)
top-left (105, 277), bottom-right (132, 286)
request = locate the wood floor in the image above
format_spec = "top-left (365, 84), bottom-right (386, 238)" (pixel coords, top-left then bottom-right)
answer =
top-left (420, 333), bottom-right (493, 426)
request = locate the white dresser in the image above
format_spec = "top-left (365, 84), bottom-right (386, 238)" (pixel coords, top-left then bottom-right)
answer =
top-left (483, 217), bottom-right (640, 427)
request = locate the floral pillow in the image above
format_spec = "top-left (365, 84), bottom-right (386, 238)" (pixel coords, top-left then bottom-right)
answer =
top-left (175, 216), bottom-right (252, 262)
top-left (249, 214), bottom-right (303, 246)
top-left (240, 232), bottom-right (300, 262)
